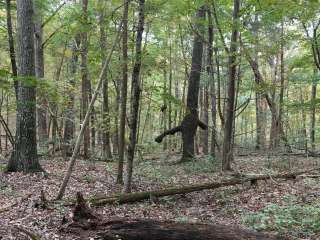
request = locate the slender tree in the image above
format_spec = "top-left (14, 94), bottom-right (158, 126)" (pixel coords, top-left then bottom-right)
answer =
top-left (5, 0), bottom-right (18, 99)
top-left (123, 0), bottom-right (145, 193)
top-left (80, 0), bottom-right (90, 158)
top-left (117, 0), bottom-right (129, 184)
top-left (221, 0), bottom-right (241, 171)
top-left (99, 2), bottom-right (113, 160)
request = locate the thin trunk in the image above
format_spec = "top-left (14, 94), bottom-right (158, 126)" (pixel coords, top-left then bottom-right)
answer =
top-left (117, 0), bottom-right (129, 184)
top-left (222, 0), bottom-right (240, 171)
top-left (34, 2), bottom-right (48, 152)
top-left (80, 0), bottom-right (90, 159)
top-left (310, 69), bottom-right (317, 152)
top-left (123, 0), bottom-right (145, 193)
top-left (56, 18), bottom-right (123, 200)
top-left (64, 36), bottom-right (80, 157)
top-left (5, 0), bottom-right (18, 99)
top-left (99, 7), bottom-right (113, 160)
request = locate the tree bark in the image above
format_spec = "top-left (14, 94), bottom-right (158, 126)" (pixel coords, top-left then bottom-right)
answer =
top-left (69, 218), bottom-right (278, 240)
top-left (90, 168), bottom-right (314, 206)
top-left (117, 0), bottom-right (129, 184)
top-left (7, 0), bottom-right (42, 172)
top-left (99, 4), bottom-right (113, 160)
top-left (34, 2), bottom-right (48, 153)
top-left (310, 71), bottom-right (317, 152)
top-left (123, 0), bottom-right (145, 193)
top-left (56, 19), bottom-right (123, 200)
top-left (80, 0), bottom-right (90, 159)
top-left (5, 0), bottom-right (18, 99)
top-left (222, 0), bottom-right (240, 171)
top-left (64, 36), bottom-right (80, 157)
top-left (155, 7), bottom-right (206, 162)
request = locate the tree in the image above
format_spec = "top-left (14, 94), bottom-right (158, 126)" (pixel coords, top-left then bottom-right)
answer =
top-left (80, 0), bottom-right (90, 158)
top-left (221, 0), bottom-right (241, 171)
top-left (99, 1), bottom-right (113, 160)
top-left (155, 6), bottom-right (207, 162)
top-left (34, 1), bottom-right (49, 153)
top-left (5, 0), bottom-right (18, 99)
top-left (7, 0), bottom-right (42, 172)
top-left (123, 0), bottom-right (145, 193)
top-left (117, 0), bottom-right (129, 184)
top-left (64, 36), bottom-right (80, 157)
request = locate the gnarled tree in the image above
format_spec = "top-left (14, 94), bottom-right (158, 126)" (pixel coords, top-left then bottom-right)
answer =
top-left (155, 6), bottom-right (207, 162)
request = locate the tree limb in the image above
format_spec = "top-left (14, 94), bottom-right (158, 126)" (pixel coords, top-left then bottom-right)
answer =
top-left (155, 126), bottom-right (182, 143)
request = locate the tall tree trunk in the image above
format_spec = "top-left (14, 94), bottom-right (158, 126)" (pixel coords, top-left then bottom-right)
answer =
top-left (310, 69), bottom-right (317, 152)
top-left (99, 6), bottom-right (113, 160)
top-left (155, 7), bottom-right (207, 162)
top-left (221, 0), bottom-right (240, 171)
top-left (5, 0), bottom-right (18, 99)
top-left (81, 0), bottom-right (90, 158)
top-left (117, 0), bottom-right (129, 184)
top-left (34, 2), bottom-right (49, 153)
top-left (7, 0), bottom-right (42, 172)
top-left (113, 78), bottom-right (120, 156)
top-left (64, 36), bottom-right (80, 157)
top-left (123, 0), bottom-right (145, 193)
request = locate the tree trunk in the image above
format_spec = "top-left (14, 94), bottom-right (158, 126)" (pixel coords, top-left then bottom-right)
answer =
top-left (70, 219), bottom-right (278, 240)
top-left (7, 0), bottom-right (42, 172)
top-left (5, 0), bottom-right (18, 99)
top-left (155, 7), bottom-right (207, 162)
top-left (99, 6), bottom-right (113, 160)
top-left (123, 0), bottom-right (145, 193)
top-left (64, 36), bottom-right (80, 157)
top-left (222, 0), bottom-right (240, 171)
top-left (310, 70), bottom-right (317, 152)
top-left (34, 2), bottom-right (48, 153)
top-left (80, 0), bottom-right (90, 159)
top-left (117, 0), bottom-right (129, 184)
top-left (56, 18), bottom-right (123, 200)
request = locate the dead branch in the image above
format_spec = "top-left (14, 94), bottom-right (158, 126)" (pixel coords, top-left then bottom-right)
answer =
top-left (155, 126), bottom-right (182, 143)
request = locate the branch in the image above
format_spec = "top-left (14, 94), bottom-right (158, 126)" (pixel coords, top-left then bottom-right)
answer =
top-left (212, 0), bottom-right (229, 54)
top-left (42, 24), bottom-right (67, 48)
top-left (41, 1), bottom-right (66, 29)
top-left (198, 120), bottom-right (208, 130)
top-left (155, 126), bottom-right (182, 143)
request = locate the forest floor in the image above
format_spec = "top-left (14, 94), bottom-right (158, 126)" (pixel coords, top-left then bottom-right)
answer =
top-left (1, 151), bottom-right (320, 239)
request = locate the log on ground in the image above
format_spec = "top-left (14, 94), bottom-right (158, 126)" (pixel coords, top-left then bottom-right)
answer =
top-left (96, 219), bottom-right (280, 240)
top-left (90, 168), bottom-right (320, 206)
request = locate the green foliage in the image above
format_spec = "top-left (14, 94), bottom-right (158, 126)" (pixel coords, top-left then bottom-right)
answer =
top-left (243, 202), bottom-right (320, 238)
top-left (182, 155), bottom-right (218, 174)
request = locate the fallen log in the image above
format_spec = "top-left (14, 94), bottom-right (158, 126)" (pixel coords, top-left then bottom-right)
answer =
top-left (96, 219), bottom-right (280, 240)
top-left (90, 168), bottom-right (320, 206)
top-left (64, 192), bottom-right (280, 240)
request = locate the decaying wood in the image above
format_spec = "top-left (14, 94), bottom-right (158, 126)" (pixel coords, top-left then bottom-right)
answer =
top-left (96, 219), bottom-right (279, 240)
top-left (73, 192), bottom-right (99, 222)
top-left (90, 168), bottom-right (320, 206)
top-left (65, 194), bottom-right (280, 240)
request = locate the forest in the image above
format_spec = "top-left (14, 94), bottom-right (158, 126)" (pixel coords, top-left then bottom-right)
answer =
top-left (0, 0), bottom-right (320, 239)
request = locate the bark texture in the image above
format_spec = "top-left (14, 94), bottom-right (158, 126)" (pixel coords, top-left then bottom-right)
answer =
top-left (123, 0), bottom-right (145, 193)
top-left (117, 0), bottom-right (129, 184)
top-left (222, 0), bottom-right (240, 170)
top-left (99, 4), bottom-right (113, 160)
top-left (64, 36), bottom-right (80, 157)
top-left (7, 0), bottom-right (42, 172)
top-left (155, 7), bottom-right (206, 161)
